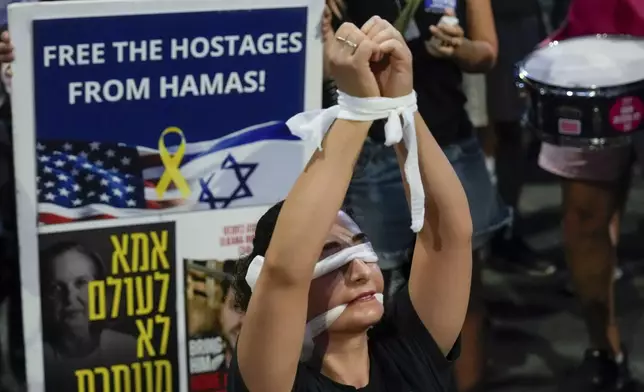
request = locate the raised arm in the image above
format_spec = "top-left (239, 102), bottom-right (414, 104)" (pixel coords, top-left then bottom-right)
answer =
top-left (363, 18), bottom-right (473, 355)
top-left (236, 23), bottom-right (379, 392)
top-left (403, 113), bottom-right (473, 355)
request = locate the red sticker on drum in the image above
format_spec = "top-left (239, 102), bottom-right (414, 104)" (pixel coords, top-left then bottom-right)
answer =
top-left (609, 96), bottom-right (644, 132)
top-left (558, 119), bottom-right (581, 135)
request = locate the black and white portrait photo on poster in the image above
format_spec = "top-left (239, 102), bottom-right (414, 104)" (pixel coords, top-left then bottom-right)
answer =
top-left (38, 221), bottom-right (179, 391)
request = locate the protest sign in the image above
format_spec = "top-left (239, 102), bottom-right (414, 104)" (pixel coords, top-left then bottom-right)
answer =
top-left (38, 221), bottom-right (179, 391)
top-left (179, 210), bottom-right (265, 392)
top-left (13, 0), bottom-right (321, 225)
top-left (9, 0), bottom-right (322, 390)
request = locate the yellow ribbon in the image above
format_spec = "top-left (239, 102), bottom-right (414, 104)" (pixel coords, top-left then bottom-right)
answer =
top-left (156, 126), bottom-right (191, 199)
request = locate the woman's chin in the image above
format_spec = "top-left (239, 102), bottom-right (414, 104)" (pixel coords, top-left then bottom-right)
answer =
top-left (339, 304), bottom-right (384, 331)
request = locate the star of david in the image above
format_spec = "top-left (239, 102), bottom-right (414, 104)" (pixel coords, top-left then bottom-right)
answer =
top-left (199, 154), bottom-right (258, 209)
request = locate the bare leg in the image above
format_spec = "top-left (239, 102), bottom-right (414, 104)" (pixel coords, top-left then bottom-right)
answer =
top-left (609, 169), bottom-right (632, 247)
top-left (562, 179), bottom-right (621, 354)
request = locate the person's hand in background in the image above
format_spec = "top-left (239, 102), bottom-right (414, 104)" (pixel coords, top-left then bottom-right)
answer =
top-left (322, 0), bottom-right (348, 80)
top-left (424, 9), bottom-right (464, 59)
top-left (425, 0), bottom-right (497, 72)
top-left (0, 31), bottom-right (13, 91)
top-left (0, 32), bottom-right (14, 64)
top-left (322, 5), bottom-right (334, 80)
top-left (327, 0), bottom-right (345, 22)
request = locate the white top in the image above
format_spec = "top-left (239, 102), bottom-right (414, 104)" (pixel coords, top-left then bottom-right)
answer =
top-left (522, 36), bottom-right (644, 88)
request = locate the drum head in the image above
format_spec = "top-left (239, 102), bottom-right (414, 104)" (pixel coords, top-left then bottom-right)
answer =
top-left (521, 36), bottom-right (644, 88)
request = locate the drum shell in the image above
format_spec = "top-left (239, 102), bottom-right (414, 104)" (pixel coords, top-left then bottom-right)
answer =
top-left (517, 35), bottom-right (644, 149)
top-left (518, 76), bottom-right (644, 148)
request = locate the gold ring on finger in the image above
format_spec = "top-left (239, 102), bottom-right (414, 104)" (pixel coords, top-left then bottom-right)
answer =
top-left (345, 40), bottom-right (358, 53)
top-left (335, 35), bottom-right (358, 54)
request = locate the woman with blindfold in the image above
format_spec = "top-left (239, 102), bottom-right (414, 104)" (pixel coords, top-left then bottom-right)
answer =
top-left (227, 17), bottom-right (472, 392)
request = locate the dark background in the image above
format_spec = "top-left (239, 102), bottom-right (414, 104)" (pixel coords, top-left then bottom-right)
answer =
top-left (481, 142), bottom-right (644, 391)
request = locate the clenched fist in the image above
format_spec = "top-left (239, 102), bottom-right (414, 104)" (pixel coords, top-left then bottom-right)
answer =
top-left (361, 16), bottom-right (413, 98)
top-left (325, 23), bottom-right (380, 98)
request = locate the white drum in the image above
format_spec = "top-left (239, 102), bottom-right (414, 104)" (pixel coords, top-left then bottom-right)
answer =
top-left (522, 35), bottom-right (644, 88)
top-left (517, 35), bottom-right (644, 149)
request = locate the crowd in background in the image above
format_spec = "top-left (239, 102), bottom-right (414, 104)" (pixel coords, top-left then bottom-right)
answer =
top-left (0, 0), bottom-right (643, 391)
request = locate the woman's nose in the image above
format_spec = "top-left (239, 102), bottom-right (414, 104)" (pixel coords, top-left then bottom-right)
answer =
top-left (347, 259), bottom-right (372, 283)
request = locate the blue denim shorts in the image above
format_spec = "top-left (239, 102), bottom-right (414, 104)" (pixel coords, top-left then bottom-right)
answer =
top-left (344, 136), bottom-right (512, 270)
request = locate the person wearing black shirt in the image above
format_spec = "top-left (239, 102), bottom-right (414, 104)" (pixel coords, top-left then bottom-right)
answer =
top-left (228, 19), bottom-right (471, 392)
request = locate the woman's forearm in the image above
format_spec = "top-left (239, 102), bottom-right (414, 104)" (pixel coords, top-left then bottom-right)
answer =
top-left (394, 113), bottom-right (472, 243)
top-left (263, 119), bottom-right (372, 282)
top-left (401, 113), bottom-right (472, 354)
top-left (456, 0), bottom-right (498, 73)
top-left (453, 38), bottom-right (497, 73)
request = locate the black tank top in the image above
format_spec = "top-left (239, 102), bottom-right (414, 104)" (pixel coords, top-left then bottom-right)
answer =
top-left (409, 0), bottom-right (472, 146)
top-left (491, 0), bottom-right (541, 19)
top-left (341, 0), bottom-right (473, 147)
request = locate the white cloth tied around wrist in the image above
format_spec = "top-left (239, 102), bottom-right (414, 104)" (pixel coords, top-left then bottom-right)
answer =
top-left (245, 241), bottom-right (383, 361)
top-left (286, 91), bottom-right (425, 232)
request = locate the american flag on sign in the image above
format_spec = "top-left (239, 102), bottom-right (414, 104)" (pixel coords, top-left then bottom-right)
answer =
top-left (36, 140), bottom-right (182, 224)
top-left (36, 121), bottom-right (301, 225)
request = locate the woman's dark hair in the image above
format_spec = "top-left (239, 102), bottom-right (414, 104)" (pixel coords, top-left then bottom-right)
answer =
top-left (232, 201), bottom-right (284, 312)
